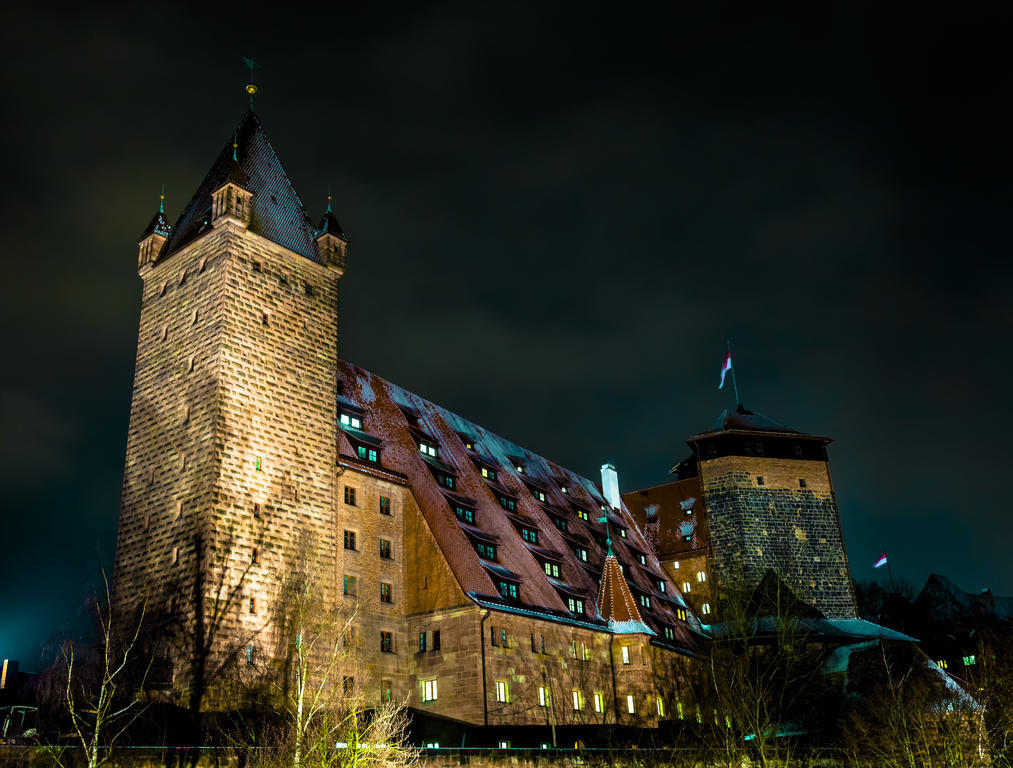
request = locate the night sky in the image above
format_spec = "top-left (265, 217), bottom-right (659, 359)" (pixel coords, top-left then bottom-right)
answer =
top-left (2, 4), bottom-right (1010, 669)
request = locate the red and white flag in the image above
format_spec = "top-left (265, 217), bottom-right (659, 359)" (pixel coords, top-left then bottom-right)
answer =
top-left (873, 552), bottom-right (888, 569)
top-left (719, 351), bottom-right (733, 390)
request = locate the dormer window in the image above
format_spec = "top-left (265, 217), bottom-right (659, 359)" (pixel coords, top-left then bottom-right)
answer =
top-left (618, 527), bottom-right (627, 538)
top-left (339, 413), bottom-right (362, 429)
top-left (533, 489), bottom-right (547, 503)
top-left (638, 553), bottom-right (646, 565)
top-left (638, 594), bottom-right (651, 609)
top-left (480, 466), bottom-right (497, 481)
top-left (543, 562), bottom-right (560, 578)
top-left (676, 608), bottom-right (687, 621)
top-left (498, 581), bottom-right (519, 599)
top-left (657, 579), bottom-right (666, 593)
top-left (575, 509), bottom-right (589, 521)
top-left (515, 464), bottom-right (524, 474)
top-left (436, 473), bottom-right (455, 490)
top-left (419, 441), bottom-right (438, 459)
top-left (498, 495), bottom-right (516, 512)
top-left (454, 504), bottom-right (475, 524)
top-left (574, 546), bottom-right (588, 562)
top-left (568, 597), bottom-right (584, 614)
top-left (553, 517), bottom-right (567, 532)
top-left (476, 542), bottom-right (497, 561)
top-left (663, 626), bottom-right (675, 641)
top-left (355, 445), bottom-right (379, 463)
top-left (520, 527), bottom-right (538, 545)
top-left (560, 485), bottom-right (568, 494)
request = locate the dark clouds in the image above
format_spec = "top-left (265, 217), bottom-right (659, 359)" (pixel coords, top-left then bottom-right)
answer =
top-left (1, 3), bottom-right (1010, 668)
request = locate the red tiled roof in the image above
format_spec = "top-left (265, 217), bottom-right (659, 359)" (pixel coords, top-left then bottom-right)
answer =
top-left (336, 360), bottom-right (699, 648)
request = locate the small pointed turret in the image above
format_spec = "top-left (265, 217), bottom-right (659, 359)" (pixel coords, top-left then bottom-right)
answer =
top-left (597, 554), bottom-right (654, 634)
top-left (211, 132), bottom-right (254, 227)
top-left (138, 186), bottom-right (172, 273)
top-left (315, 189), bottom-right (348, 274)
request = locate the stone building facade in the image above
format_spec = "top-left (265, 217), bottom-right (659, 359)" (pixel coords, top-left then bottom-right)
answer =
top-left (113, 109), bottom-right (702, 738)
top-left (625, 405), bottom-right (857, 620)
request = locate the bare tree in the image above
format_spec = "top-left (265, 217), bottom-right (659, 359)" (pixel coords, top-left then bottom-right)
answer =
top-left (47, 570), bottom-right (152, 768)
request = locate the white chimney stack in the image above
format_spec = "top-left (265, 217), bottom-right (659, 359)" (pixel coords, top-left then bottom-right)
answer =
top-left (601, 462), bottom-right (621, 510)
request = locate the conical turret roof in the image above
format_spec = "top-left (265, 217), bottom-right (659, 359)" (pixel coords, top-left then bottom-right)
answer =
top-left (139, 208), bottom-right (172, 241)
top-left (597, 554), bottom-right (654, 634)
top-left (165, 110), bottom-right (322, 262)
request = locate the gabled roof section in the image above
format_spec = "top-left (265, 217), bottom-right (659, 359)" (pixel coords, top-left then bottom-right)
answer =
top-left (693, 403), bottom-right (805, 439)
top-left (165, 110), bottom-right (322, 262)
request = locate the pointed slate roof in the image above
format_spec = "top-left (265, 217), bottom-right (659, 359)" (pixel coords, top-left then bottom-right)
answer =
top-left (317, 208), bottom-right (346, 240)
top-left (165, 110), bottom-right (322, 262)
top-left (597, 554), bottom-right (654, 634)
top-left (139, 209), bottom-right (172, 241)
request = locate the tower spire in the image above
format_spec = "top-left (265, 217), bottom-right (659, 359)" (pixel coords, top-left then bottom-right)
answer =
top-left (243, 56), bottom-right (260, 109)
top-left (159, 183), bottom-right (165, 213)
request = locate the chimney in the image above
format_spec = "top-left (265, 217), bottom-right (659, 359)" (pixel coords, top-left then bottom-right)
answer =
top-left (601, 463), bottom-right (621, 510)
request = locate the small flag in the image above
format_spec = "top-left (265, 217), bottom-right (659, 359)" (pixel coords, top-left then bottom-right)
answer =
top-left (873, 552), bottom-right (888, 569)
top-left (719, 350), bottom-right (733, 390)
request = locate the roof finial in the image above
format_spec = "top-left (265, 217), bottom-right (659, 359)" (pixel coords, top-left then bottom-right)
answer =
top-left (326, 183), bottom-right (333, 214)
top-left (233, 130), bottom-right (238, 162)
top-left (242, 56), bottom-right (260, 109)
top-left (159, 183), bottom-right (165, 213)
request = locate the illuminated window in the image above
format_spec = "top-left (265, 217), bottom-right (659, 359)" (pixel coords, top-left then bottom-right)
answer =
top-left (672, 560), bottom-right (680, 569)
top-left (339, 413), bottom-right (362, 429)
top-left (498, 496), bottom-right (516, 512)
top-left (246, 645), bottom-right (254, 665)
top-left (380, 583), bottom-right (392, 604)
top-left (476, 542), bottom-right (497, 560)
top-left (593, 692), bottom-right (603, 713)
top-left (937, 659), bottom-right (948, 669)
top-left (639, 554), bottom-right (647, 565)
top-left (575, 546), bottom-right (588, 562)
top-left (656, 697), bottom-right (665, 717)
top-left (379, 496), bottom-right (392, 515)
top-left (380, 631), bottom-right (392, 653)
top-left (343, 575), bottom-right (356, 597)
top-left (437, 473), bottom-right (455, 490)
top-left (618, 527), bottom-right (627, 538)
top-left (621, 646), bottom-right (631, 664)
top-left (663, 626), bottom-right (675, 641)
top-left (533, 489), bottom-right (547, 502)
top-left (495, 680), bottom-right (509, 703)
top-left (964, 655), bottom-right (976, 666)
top-left (582, 643), bottom-right (592, 661)
top-left (343, 530), bottom-right (356, 550)
top-left (499, 581), bottom-right (518, 599)
top-left (497, 741), bottom-right (510, 749)
top-left (418, 441), bottom-right (438, 458)
top-left (657, 579), bottom-right (666, 593)
top-left (576, 509), bottom-right (589, 521)
top-left (501, 628), bottom-right (508, 647)
top-left (638, 594), bottom-right (651, 609)
top-left (380, 539), bottom-right (392, 559)
top-left (538, 686), bottom-right (548, 707)
top-left (419, 632), bottom-right (427, 652)
top-left (543, 562), bottom-right (560, 578)
top-left (554, 517), bottom-right (568, 532)
top-left (676, 608), bottom-right (687, 621)
top-left (682, 582), bottom-right (692, 593)
top-left (382, 679), bottom-right (392, 701)
top-left (572, 690), bottom-right (584, 710)
top-left (677, 701), bottom-right (684, 719)
top-left (248, 597), bottom-right (256, 614)
top-left (344, 486), bottom-right (357, 506)
top-left (455, 505), bottom-right (475, 524)
top-left (569, 641), bottom-right (577, 658)
top-left (627, 695), bottom-right (636, 714)
top-left (515, 464), bottom-right (524, 473)
top-left (254, 456), bottom-right (262, 471)
top-left (568, 598), bottom-right (584, 614)
top-left (701, 603), bottom-right (712, 615)
top-left (481, 466), bottom-right (497, 481)
top-left (697, 571), bottom-right (707, 582)
top-left (521, 528), bottom-right (538, 544)
top-left (355, 445), bottom-right (379, 463)
top-left (421, 679), bottom-right (438, 702)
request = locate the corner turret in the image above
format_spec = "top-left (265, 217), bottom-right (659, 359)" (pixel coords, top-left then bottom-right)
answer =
top-left (211, 134), bottom-right (254, 227)
top-left (137, 189), bottom-right (171, 274)
top-left (315, 191), bottom-right (348, 274)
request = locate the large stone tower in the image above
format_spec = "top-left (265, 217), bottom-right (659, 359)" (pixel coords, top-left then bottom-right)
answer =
top-left (687, 405), bottom-right (857, 619)
top-left (113, 110), bottom-right (347, 691)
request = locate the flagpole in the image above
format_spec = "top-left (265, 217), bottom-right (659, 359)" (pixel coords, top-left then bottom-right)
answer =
top-left (886, 558), bottom-right (896, 595)
top-left (728, 339), bottom-right (741, 406)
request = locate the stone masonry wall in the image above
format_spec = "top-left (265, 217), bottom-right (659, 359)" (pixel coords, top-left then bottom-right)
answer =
top-left (700, 455), bottom-right (856, 619)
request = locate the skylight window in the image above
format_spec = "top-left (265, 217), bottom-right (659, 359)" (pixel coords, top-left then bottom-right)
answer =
top-left (339, 413), bottom-right (362, 429)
